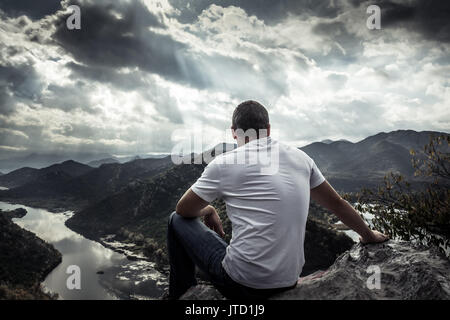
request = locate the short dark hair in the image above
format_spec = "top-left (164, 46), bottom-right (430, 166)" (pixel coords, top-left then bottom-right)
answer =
top-left (232, 100), bottom-right (269, 132)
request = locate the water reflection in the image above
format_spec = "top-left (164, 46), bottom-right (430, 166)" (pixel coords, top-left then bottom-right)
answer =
top-left (0, 201), bottom-right (168, 300)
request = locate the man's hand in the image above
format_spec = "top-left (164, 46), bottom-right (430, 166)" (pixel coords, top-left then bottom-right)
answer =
top-left (202, 206), bottom-right (225, 238)
top-left (360, 230), bottom-right (389, 244)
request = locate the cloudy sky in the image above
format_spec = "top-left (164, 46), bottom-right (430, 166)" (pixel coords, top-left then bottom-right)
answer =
top-left (0, 0), bottom-right (449, 157)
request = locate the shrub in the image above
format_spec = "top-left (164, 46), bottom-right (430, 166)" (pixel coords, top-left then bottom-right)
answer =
top-left (357, 135), bottom-right (450, 254)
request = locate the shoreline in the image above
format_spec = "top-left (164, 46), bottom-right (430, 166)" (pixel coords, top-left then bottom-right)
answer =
top-left (1, 198), bottom-right (170, 279)
top-left (0, 205), bottom-right (63, 300)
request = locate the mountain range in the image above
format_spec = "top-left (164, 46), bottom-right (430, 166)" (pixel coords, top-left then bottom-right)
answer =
top-left (0, 129), bottom-right (447, 276)
top-left (0, 152), bottom-right (114, 173)
top-left (301, 130), bottom-right (446, 191)
top-left (0, 130), bottom-right (446, 210)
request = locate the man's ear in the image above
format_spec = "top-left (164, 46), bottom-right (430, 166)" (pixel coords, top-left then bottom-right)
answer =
top-left (231, 127), bottom-right (237, 140)
top-left (267, 124), bottom-right (271, 137)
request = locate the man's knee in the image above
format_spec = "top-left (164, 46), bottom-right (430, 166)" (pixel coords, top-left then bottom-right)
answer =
top-left (168, 211), bottom-right (188, 230)
top-left (168, 211), bottom-right (199, 235)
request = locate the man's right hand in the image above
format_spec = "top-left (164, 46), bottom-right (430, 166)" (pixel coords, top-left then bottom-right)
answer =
top-left (203, 206), bottom-right (225, 238)
top-left (360, 230), bottom-right (389, 244)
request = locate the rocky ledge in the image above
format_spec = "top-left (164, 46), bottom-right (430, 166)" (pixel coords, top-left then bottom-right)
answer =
top-left (181, 241), bottom-right (450, 300)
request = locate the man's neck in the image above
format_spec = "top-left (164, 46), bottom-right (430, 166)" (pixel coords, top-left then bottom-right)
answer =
top-left (237, 135), bottom-right (270, 147)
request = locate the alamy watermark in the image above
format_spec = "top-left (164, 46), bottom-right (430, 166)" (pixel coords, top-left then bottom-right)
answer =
top-left (366, 265), bottom-right (381, 290)
top-left (170, 128), bottom-right (280, 175)
top-left (66, 265), bottom-right (81, 290)
top-left (367, 5), bottom-right (381, 30)
top-left (66, 5), bottom-right (81, 30)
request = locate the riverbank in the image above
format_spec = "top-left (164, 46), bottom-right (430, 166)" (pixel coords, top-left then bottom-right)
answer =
top-left (0, 201), bottom-right (168, 300)
top-left (0, 208), bottom-right (62, 300)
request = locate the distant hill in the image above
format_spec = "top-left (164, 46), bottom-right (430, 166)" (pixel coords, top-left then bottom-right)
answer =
top-left (87, 157), bottom-right (119, 167)
top-left (319, 139), bottom-right (350, 144)
top-left (1, 130), bottom-right (447, 210)
top-left (0, 152), bottom-right (114, 172)
top-left (0, 160), bottom-right (93, 189)
top-left (0, 156), bottom-right (174, 211)
top-left (300, 130), bottom-right (448, 191)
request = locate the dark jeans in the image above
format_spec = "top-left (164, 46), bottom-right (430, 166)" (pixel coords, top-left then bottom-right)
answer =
top-left (167, 212), bottom-right (296, 300)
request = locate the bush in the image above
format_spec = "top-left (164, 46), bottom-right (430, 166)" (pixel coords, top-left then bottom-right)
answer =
top-left (357, 135), bottom-right (450, 254)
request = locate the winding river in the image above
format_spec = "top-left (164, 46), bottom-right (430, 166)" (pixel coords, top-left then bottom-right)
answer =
top-left (0, 201), bottom-right (168, 300)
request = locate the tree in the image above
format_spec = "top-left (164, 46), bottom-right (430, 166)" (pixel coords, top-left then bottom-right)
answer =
top-left (356, 134), bottom-right (450, 254)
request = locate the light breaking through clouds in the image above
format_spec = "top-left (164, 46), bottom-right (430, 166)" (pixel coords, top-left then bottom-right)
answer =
top-left (0, 0), bottom-right (449, 157)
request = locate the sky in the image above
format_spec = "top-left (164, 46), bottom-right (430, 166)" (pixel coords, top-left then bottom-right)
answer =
top-left (0, 0), bottom-right (449, 157)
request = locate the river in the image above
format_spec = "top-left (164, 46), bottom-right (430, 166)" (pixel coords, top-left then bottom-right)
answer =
top-left (0, 201), bottom-right (168, 300)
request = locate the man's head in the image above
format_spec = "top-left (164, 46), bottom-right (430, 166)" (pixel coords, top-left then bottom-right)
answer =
top-left (231, 100), bottom-right (270, 145)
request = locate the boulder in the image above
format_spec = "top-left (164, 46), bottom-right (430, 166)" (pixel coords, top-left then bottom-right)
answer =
top-left (180, 241), bottom-right (450, 300)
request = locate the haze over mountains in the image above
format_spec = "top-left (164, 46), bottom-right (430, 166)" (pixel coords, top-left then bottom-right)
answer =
top-left (0, 130), bottom-right (446, 206)
top-left (0, 152), bottom-right (172, 173)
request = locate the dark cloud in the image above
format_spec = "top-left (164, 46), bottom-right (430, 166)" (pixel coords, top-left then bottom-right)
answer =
top-left (0, 117), bottom-right (45, 151)
top-left (0, 0), bottom-right (61, 20)
top-left (169, 0), bottom-right (343, 24)
top-left (66, 62), bottom-right (145, 90)
top-left (311, 20), bottom-right (361, 66)
top-left (52, 0), bottom-right (207, 88)
top-left (68, 63), bottom-right (185, 124)
top-left (0, 62), bottom-right (44, 114)
top-left (352, 0), bottom-right (450, 42)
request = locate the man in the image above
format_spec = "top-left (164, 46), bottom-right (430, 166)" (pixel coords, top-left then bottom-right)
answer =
top-left (167, 100), bottom-right (388, 300)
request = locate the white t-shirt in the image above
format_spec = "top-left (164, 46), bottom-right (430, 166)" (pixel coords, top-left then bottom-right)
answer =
top-left (191, 137), bottom-right (325, 289)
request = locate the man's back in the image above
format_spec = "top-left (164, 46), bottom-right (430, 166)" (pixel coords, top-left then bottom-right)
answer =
top-left (191, 136), bottom-right (325, 289)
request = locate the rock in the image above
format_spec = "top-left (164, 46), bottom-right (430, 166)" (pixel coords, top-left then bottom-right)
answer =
top-left (182, 284), bottom-right (227, 300)
top-left (0, 208), bottom-right (27, 219)
top-left (180, 241), bottom-right (450, 300)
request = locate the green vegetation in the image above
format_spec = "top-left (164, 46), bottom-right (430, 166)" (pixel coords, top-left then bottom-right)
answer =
top-left (357, 135), bottom-right (450, 254)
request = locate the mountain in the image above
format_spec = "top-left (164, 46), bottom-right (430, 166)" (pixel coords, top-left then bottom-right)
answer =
top-left (66, 159), bottom-right (205, 243)
top-left (0, 152), bottom-right (114, 173)
top-left (0, 156), bottom-right (174, 211)
top-left (87, 157), bottom-right (119, 167)
top-left (300, 130), bottom-right (448, 191)
top-left (0, 167), bottom-right (39, 189)
top-left (0, 160), bottom-right (93, 189)
top-left (1, 130), bottom-right (446, 210)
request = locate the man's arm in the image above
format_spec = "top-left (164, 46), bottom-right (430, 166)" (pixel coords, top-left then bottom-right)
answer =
top-left (310, 180), bottom-right (388, 244)
top-left (176, 188), bottom-right (210, 218)
top-left (175, 188), bottom-right (225, 237)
